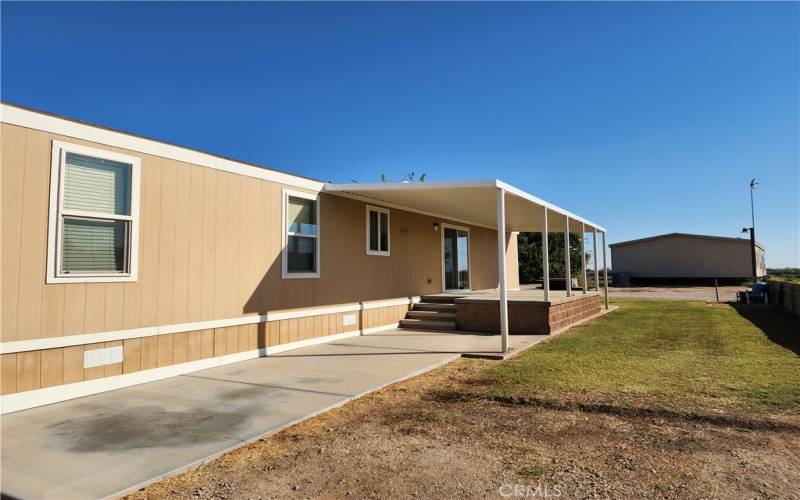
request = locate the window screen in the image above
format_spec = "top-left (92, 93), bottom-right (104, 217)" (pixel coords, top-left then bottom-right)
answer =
top-left (58, 151), bottom-right (133, 275)
top-left (62, 217), bottom-right (127, 273)
top-left (64, 153), bottom-right (131, 215)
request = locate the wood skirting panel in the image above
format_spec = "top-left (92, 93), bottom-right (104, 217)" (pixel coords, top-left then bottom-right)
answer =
top-left (0, 303), bottom-right (408, 396)
top-left (361, 304), bottom-right (409, 330)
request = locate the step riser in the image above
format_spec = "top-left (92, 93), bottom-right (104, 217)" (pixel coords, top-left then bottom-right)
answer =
top-left (406, 312), bottom-right (456, 320)
top-left (419, 296), bottom-right (460, 304)
top-left (413, 304), bottom-right (457, 312)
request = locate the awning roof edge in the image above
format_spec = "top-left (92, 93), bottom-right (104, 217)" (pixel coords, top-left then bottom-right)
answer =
top-left (323, 179), bottom-right (606, 233)
top-left (495, 180), bottom-right (606, 233)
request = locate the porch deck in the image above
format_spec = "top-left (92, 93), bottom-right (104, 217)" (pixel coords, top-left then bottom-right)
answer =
top-left (413, 289), bottom-right (603, 335)
top-left (427, 288), bottom-right (602, 305)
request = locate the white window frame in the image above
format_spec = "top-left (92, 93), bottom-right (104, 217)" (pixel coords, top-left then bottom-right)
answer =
top-left (365, 205), bottom-right (391, 256)
top-left (46, 141), bottom-right (141, 283)
top-left (282, 188), bottom-right (321, 279)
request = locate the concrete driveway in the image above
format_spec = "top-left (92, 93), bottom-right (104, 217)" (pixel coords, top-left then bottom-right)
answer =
top-left (1, 329), bottom-right (546, 499)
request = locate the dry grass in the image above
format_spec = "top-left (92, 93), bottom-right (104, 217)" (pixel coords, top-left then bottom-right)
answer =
top-left (479, 301), bottom-right (800, 414)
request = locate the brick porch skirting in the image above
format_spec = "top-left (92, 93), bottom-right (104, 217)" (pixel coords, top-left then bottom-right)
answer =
top-left (455, 294), bottom-right (601, 334)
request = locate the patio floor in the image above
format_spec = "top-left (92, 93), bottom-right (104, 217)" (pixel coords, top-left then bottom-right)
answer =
top-left (0, 329), bottom-right (546, 499)
top-left (431, 288), bottom-right (602, 304)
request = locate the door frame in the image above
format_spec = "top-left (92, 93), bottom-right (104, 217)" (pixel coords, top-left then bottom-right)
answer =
top-left (440, 223), bottom-right (472, 292)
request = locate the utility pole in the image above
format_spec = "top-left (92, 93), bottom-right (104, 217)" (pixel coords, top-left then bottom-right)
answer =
top-left (747, 178), bottom-right (759, 281)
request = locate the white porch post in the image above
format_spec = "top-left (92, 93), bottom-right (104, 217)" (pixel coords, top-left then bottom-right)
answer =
top-left (581, 222), bottom-right (587, 294)
top-left (602, 231), bottom-right (609, 309)
top-left (593, 227), bottom-right (599, 291)
top-left (496, 188), bottom-right (509, 353)
top-left (542, 206), bottom-right (550, 302)
top-left (564, 215), bottom-right (571, 297)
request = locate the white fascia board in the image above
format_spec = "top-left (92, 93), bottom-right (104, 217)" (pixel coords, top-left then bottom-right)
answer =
top-left (496, 180), bottom-right (607, 233)
top-left (1, 104), bottom-right (324, 192)
top-left (323, 179), bottom-right (498, 193)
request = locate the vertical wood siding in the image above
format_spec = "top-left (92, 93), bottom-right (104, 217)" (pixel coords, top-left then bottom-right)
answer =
top-left (1, 123), bottom-right (515, 342)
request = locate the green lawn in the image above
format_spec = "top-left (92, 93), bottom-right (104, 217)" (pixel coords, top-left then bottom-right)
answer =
top-left (478, 301), bottom-right (800, 415)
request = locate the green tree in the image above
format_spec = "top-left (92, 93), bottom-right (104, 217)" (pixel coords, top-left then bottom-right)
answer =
top-left (517, 232), bottom-right (589, 284)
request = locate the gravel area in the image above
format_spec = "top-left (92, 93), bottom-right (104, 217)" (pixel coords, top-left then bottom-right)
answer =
top-left (608, 286), bottom-right (745, 302)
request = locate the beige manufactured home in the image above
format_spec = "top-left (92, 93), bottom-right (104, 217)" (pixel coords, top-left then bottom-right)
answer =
top-left (610, 233), bottom-right (766, 283)
top-left (0, 103), bottom-right (607, 413)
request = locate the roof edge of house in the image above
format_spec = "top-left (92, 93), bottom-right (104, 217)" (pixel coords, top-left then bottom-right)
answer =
top-left (609, 232), bottom-right (765, 251)
top-left (0, 100), bottom-right (325, 186)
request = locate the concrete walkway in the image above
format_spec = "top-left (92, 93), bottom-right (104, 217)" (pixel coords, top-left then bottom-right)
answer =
top-left (1, 329), bottom-right (545, 499)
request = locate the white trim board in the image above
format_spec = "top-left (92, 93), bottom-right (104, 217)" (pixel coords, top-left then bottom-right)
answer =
top-left (0, 297), bottom-right (417, 354)
top-left (362, 297), bottom-right (419, 310)
top-left (0, 315), bottom-right (266, 355)
top-left (0, 323), bottom-right (400, 414)
top-left (361, 323), bottom-right (400, 335)
top-left (1, 104), bottom-right (324, 193)
top-left (268, 303), bottom-right (359, 321)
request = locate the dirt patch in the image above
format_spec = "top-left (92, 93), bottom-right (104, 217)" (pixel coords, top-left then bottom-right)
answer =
top-left (124, 360), bottom-right (799, 499)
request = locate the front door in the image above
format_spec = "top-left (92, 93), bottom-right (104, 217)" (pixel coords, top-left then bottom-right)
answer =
top-left (442, 225), bottom-right (470, 291)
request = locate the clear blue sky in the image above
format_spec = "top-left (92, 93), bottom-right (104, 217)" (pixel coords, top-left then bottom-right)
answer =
top-left (3, 2), bottom-right (798, 267)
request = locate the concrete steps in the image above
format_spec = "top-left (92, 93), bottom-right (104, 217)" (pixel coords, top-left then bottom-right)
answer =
top-left (400, 295), bottom-right (459, 330)
top-left (412, 302), bottom-right (456, 312)
top-left (406, 310), bottom-right (456, 320)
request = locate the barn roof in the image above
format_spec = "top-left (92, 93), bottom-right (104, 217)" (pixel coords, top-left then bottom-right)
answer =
top-left (609, 232), bottom-right (764, 251)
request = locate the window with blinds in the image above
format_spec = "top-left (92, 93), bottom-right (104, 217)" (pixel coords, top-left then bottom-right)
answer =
top-left (284, 191), bottom-right (319, 277)
top-left (62, 217), bottom-right (127, 273)
top-left (61, 152), bottom-right (131, 274)
top-left (366, 206), bottom-right (390, 256)
top-left (63, 153), bottom-right (131, 215)
top-left (47, 142), bottom-right (140, 282)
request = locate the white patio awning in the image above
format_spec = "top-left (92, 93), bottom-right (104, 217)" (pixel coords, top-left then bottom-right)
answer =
top-left (323, 179), bottom-right (605, 234)
top-left (325, 178), bottom-right (610, 353)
